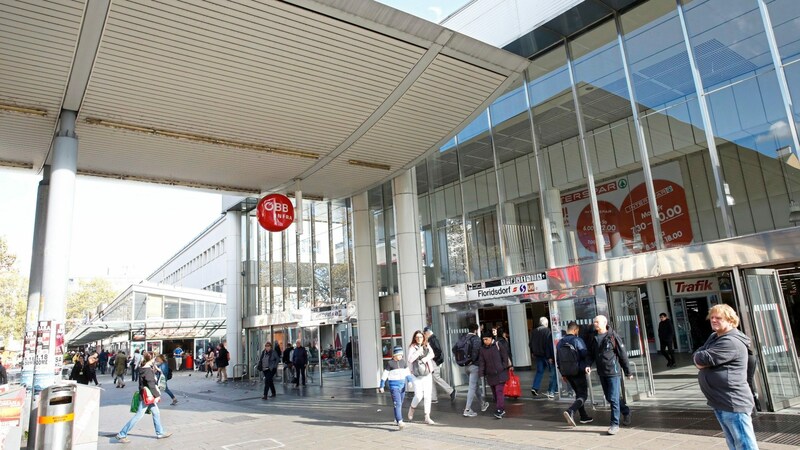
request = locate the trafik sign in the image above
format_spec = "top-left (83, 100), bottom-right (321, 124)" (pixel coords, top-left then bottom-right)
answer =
top-left (257, 193), bottom-right (295, 232)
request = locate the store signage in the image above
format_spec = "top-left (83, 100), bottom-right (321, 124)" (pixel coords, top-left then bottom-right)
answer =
top-left (257, 193), bottom-right (295, 232)
top-left (561, 162), bottom-right (693, 263)
top-left (670, 277), bottom-right (718, 295)
top-left (466, 273), bottom-right (547, 301)
top-left (311, 305), bottom-right (346, 322)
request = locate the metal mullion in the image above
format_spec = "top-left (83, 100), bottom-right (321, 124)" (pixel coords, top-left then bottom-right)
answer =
top-left (522, 65), bottom-right (557, 269)
top-left (676, 0), bottom-right (734, 238)
top-left (614, 13), bottom-right (664, 250)
top-left (455, 134), bottom-right (472, 284)
top-left (309, 202), bottom-right (317, 308)
top-left (327, 201), bottom-right (334, 305)
top-left (486, 107), bottom-right (512, 276)
top-left (565, 41), bottom-right (606, 260)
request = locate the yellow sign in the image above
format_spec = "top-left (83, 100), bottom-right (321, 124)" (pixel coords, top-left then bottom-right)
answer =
top-left (37, 412), bottom-right (74, 424)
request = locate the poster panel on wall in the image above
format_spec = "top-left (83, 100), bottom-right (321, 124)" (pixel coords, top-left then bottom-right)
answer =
top-left (560, 161), bottom-right (693, 264)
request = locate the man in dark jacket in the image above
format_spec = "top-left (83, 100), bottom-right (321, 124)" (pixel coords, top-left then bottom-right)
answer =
top-left (258, 342), bottom-right (280, 399)
top-left (282, 342), bottom-right (294, 383)
top-left (529, 317), bottom-right (557, 398)
top-left (693, 304), bottom-right (757, 449)
top-left (291, 339), bottom-right (308, 387)
top-left (658, 313), bottom-right (676, 367)
top-left (424, 327), bottom-right (456, 403)
top-left (478, 330), bottom-right (510, 419)
top-left (0, 357), bottom-right (7, 385)
top-left (586, 315), bottom-right (633, 435)
top-left (558, 322), bottom-right (593, 427)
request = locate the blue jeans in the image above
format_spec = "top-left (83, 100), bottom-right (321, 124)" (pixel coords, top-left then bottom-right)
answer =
top-left (163, 384), bottom-right (175, 400)
top-left (599, 376), bottom-right (629, 426)
top-left (532, 356), bottom-right (558, 394)
top-left (118, 400), bottom-right (164, 438)
top-left (465, 364), bottom-right (483, 412)
top-left (390, 387), bottom-right (405, 423)
top-left (713, 410), bottom-right (758, 450)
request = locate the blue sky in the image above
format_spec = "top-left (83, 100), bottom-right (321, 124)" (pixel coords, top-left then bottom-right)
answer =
top-left (0, 2), bottom-right (467, 283)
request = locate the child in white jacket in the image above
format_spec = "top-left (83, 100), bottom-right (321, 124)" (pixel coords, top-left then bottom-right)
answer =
top-left (379, 346), bottom-right (415, 429)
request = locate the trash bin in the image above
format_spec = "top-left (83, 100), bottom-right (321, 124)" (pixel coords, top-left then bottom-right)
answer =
top-left (35, 384), bottom-right (75, 450)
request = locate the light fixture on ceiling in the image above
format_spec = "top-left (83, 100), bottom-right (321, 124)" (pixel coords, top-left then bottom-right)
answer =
top-left (0, 102), bottom-right (47, 117)
top-left (84, 118), bottom-right (320, 160)
top-left (790, 201), bottom-right (800, 226)
top-left (348, 159), bottom-right (391, 171)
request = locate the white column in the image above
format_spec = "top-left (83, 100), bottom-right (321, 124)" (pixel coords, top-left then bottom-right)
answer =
top-left (507, 303), bottom-right (530, 368)
top-left (647, 280), bottom-right (669, 348)
top-left (37, 111), bottom-right (78, 391)
top-left (393, 170), bottom-right (426, 344)
top-left (225, 210), bottom-right (242, 377)
top-left (352, 192), bottom-right (381, 388)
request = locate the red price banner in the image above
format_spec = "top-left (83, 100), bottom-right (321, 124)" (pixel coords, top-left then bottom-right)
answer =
top-left (618, 179), bottom-right (693, 250)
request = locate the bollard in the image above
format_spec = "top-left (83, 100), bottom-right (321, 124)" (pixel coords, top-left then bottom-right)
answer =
top-left (35, 384), bottom-right (75, 450)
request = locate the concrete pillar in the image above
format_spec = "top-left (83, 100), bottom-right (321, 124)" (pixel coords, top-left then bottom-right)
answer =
top-left (392, 170), bottom-right (426, 343)
top-left (225, 210), bottom-right (243, 377)
top-left (37, 111), bottom-right (78, 391)
top-left (507, 303), bottom-right (530, 368)
top-left (352, 192), bottom-right (381, 388)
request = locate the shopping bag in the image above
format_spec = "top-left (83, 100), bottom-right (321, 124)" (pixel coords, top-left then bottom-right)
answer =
top-left (130, 391), bottom-right (140, 413)
top-left (503, 368), bottom-right (521, 398)
top-left (141, 387), bottom-right (159, 405)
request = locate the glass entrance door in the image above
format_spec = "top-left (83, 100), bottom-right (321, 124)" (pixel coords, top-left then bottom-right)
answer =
top-left (443, 309), bottom-right (479, 388)
top-left (744, 269), bottom-right (800, 410)
top-left (608, 287), bottom-right (654, 399)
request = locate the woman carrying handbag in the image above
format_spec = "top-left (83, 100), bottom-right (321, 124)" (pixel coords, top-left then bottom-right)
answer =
top-left (407, 330), bottom-right (436, 425)
top-left (115, 351), bottom-right (173, 443)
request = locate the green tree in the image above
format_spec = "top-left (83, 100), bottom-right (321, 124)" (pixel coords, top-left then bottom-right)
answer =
top-left (66, 278), bottom-right (117, 333)
top-left (0, 237), bottom-right (26, 342)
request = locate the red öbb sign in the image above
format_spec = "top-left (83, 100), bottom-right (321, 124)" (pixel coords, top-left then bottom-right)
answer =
top-left (257, 194), bottom-right (295, 232)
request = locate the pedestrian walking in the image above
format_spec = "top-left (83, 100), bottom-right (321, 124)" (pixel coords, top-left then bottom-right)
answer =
top-left (173, 345), bottom-right (184, 372)
top-left (87, 352), bottom-right (100, 386)
top-left (98, 349), bottom-right (109, 375)
top-left (204, 348), bottom-right (215, 378)
top-left (115, 351), bottom-right (172, 443)
top-left (282, 342), bottom-right (294, 383)
top-left (586, 315), bottom-right (634, 436)
top-left (113, 351), bottom-right (127, 388)
top-left (478, 330), bottom-right (511, 419)
top-left (216, 341), bottom-right (229, 383)
top-left (379, 346), bottom-right (415, 430)
top-left (406, 330), bottom-right (435, 425)
top-left (457, 323), bottom-right (489, 417)
top-left (0, 357), bottom-right (7, 385)
top-left (693, 304), bottom-right (757, 450)
top-left (130, 350), bottom-right (143, 382)
top-left (346, 339), bottom-right (353, 379)
top-left (529, 317), bottom-right (557, 398)
top-left (423, 327), bottom-right (456, 403)
top-left (155, 354), bottom-right (178, 405)
top-left (658, 313), bottom-right (676, 367)
top-left (70, 354), bottom-right (90, 385)
top-left (557, 321), bottom-right (593, 427)
top-left (258, 341), bottom-right (280, 399)
top-left (291, 339), bottom-right (308, 387)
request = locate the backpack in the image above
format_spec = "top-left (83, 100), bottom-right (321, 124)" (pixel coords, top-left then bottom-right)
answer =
top-left (556, 340), bottom-right (580, 376)
top-left (167, 369), bottom-right (173, 380)
top-left (452, 333), bottom-right (474, 367)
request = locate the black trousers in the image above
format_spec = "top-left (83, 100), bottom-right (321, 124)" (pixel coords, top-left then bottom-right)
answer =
top-left (660, 342), bottom-right (675, 365)
top-left (263, 370), bottom-right (276, 397)
top-left (565, 374), bottom-right (591, 420)
top-left (295, 364), bottom-right (306, 386)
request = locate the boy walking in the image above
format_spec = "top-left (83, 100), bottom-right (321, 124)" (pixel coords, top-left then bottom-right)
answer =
top-left (557, 321), bottom-right (593, 426)
top-left (378, 346), bottom-right (415, 430)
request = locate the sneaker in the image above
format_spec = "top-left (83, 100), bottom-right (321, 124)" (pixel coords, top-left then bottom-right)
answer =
top-left (563, 410), bottom-right (576, 427)
top-left (424, 416), bottom-right (436, 425)
top-left (171, 398), bottom-right (178, 405)
top-left (622, 412), bottom-right (631, 426)
top-left (463, 409), bottom-right (478, 417)
top-left (408, 407), bottom-right (415, 421)
top-left (607, 425), bottom-right (619, 435)
top-left (261, 396), bottom-right (269, 400)
top-left (579, 417), bottom-right (594, 424)
top-left (450, 389), bottom-right (456, 401)
top-left (398, 421), bottom-right (406, 430)
top-left (116, 435), bottom-right (130, 443)
top-left (544, 391), bottom-right (555, 399)
top-left (494, 409), bottom-right (504, 419)
top-left (480, 401), bottom-right (490, 412)
top-left (157, 433), bottom-right (172, 440)
top-left (531, 388), bottom-right (539, 396)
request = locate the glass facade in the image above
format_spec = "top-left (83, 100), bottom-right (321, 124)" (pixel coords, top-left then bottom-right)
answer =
top-left (99, 290), bottom-right (224, 322)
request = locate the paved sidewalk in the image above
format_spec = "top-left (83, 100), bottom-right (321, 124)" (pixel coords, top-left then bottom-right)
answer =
top-left (92, 369), bottom-right (799, 449)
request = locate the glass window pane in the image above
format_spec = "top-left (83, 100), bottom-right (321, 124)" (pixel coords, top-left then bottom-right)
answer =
top-left (314, 202), bottom-right (331, 305)
top-left (299, 202), bottom-right (313, 310)
top-left (331, 201), bottom-right (351, 303)
top-left (164, 297), bottom-right (179, 320)
top-left (766, 0), bottom-right (800, 64)
top-left (133, 292), bottom-right (146, 321)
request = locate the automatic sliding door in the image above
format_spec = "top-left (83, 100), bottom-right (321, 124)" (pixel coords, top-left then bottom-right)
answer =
top-left (744, 269), bottom-right (800, 410)
top-left (608, 287), bottom-right (654, 399)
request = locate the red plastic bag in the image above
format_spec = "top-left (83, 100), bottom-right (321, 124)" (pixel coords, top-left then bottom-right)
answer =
top-left (503, 368), bottom-right (521, 398)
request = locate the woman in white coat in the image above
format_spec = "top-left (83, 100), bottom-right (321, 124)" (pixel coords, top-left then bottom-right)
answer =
top-left (407, 329), bottom-right (436, 425)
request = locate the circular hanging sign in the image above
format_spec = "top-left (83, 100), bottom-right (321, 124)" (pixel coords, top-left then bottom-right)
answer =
top-left (576, 200), bottom-right (621, 253)
top-left (257, 194), bottom-right (295, 232)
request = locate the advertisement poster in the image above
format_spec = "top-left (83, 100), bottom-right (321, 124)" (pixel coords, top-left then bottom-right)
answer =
top-left (19, 331), bottom-right (36, 390)
top-left (0, 385), bottom-right (26, 450)
top-left (560, 161), bottom-right (693, 264)
top-left (32, 321), bottom-right (53, 393)
top-left (54, 322), bottom-right (64, 377)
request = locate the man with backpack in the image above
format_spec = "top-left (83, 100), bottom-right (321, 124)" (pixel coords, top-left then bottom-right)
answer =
top-left (424, 327), bottom-right (456, 403)
top-left (557, 321), bottom-right (593, 427)
top-left (453, 323), bottom-right (489, 417)
top-left (586, 315), bottom-right (634, 435)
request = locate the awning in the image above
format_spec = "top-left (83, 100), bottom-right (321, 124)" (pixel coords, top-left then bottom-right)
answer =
top-left (67, 319), bottom-right (226, 346)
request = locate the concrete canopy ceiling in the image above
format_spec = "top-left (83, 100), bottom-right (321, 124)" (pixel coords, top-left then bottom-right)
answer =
top-left (0, 0), bottom-right (529, 199)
